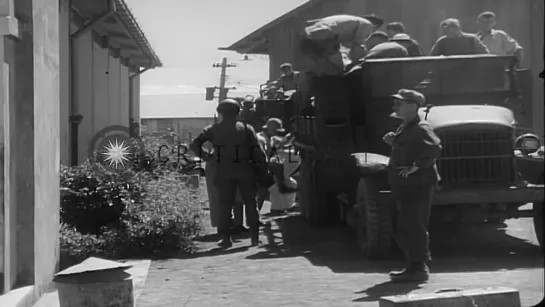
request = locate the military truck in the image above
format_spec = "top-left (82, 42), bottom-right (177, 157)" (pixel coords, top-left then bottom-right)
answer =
top-left (295, 55), bottom-right (544, 259)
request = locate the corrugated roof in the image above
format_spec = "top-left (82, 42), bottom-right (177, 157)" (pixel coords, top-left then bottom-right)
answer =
top-left (114, 0), bottom-right (162, 67)
top-left (219, 0), bottom-right (328, 55)
top-left (71, 0), bottom-right (161, 68)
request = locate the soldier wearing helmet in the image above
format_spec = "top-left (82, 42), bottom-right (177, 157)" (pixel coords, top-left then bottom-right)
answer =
top-left (383, 89), bottom-right (442, 283)
top-left (190, 99), bottom-right (267, 248)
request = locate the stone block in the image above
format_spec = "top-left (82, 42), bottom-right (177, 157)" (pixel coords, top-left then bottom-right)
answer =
top-left (379, 287), bottom-right (521, 307)
top-left (54, 257), bottom-right (134, 307)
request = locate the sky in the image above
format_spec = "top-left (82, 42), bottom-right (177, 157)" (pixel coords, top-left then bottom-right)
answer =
top-left (125, 0), bottom-right (308, 97)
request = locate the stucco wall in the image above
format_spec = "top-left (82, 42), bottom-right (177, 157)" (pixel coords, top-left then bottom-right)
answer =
top-left (58, 0), bottom-right (70, 165)
top-left (0, 0), bottom-right (60, 298)
top-left (31, 0), bottom-right (60, 296)
top-left (69, 22), bottom-right (133, 164)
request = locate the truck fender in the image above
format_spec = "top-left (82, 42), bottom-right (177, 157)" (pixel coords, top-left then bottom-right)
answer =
top-left (515, 154), bottom-right (544, 184)
top-left (351, 152), bottom-right (390, 175)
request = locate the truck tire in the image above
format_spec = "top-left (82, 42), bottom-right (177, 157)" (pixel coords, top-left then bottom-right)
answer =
top-left (300, 160), bottom-right (329, 227)
top-left (533, 201), bottom-right (543, 250)
top-left (355, 177), bottom-right (393, 259)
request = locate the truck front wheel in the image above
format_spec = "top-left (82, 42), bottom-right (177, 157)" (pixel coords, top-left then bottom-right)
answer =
top-left (354, 177), bottom-right (393, 259)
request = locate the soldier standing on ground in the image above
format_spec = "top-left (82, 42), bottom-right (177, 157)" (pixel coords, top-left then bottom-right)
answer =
top-left (476, 11), bottom-right (523, 65)
top-left (190, 99), bottom-right (266, 248)
top-left (429, 18), bottom-right (489, 56)
top-left (383, 89), bottom-right (442, 283)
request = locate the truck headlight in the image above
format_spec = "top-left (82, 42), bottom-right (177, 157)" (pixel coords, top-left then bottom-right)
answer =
top-left (515, 133), bottom-right (542, 153)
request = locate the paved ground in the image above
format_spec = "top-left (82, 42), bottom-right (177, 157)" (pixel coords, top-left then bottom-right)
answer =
top-left (137, 203), bottom-right (544, 307)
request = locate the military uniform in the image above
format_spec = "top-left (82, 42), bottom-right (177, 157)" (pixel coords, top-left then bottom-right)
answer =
top-left (190, 99), bottom-right (267, 247)
top-left (386, 89), bottom-right (442, 282)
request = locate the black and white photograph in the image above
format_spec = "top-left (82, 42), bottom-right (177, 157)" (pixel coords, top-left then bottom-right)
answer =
top-left (0, 0), bottom-right (543, 306)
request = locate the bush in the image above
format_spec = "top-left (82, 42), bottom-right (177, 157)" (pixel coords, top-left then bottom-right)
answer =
top-left (60, 162), bottom-right (143, 235)
top-left (59, 136), bottom-right (204, 263)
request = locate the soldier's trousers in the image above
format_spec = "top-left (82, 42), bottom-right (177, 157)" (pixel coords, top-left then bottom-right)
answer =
top-left (392, 183), bottom-right (435, 263)
top-left (216, 177), bottom-right (259, 236)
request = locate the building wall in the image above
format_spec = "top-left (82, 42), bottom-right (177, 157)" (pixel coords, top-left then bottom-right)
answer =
top-left (0, 0), bottom-right (60, 301)
top-left (131, 74), bottom-right (141, 123)
top-left (59, 0), bottom-right (70, 167)
top-left (69, 22), bottom-right (134, 165)
top-left (266, 0), bottom-right (544, 135)
top-left (141, 117), bottom-right (215, 142)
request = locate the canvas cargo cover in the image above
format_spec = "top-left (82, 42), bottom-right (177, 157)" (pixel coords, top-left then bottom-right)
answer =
top-left (362, 55), bottom-right (516, 98)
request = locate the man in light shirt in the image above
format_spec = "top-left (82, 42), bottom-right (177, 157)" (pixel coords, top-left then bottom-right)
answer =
top-left (302, 14), bottom-right (383, 70)
top-left (429, 18), bottom-right (489, 56)
top-left (476, 11), bottom-right (523, 65)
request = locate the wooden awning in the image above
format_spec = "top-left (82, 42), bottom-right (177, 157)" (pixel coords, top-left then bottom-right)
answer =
top-left (71, 0), bottom-right (162, 68)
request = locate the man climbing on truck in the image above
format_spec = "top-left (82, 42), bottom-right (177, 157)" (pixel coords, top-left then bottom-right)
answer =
top-left (301, 14), bottom-right (384, 73)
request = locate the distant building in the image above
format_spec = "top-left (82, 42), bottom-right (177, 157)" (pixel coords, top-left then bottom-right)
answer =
top-left (139, 92), bottom-right (256, 142)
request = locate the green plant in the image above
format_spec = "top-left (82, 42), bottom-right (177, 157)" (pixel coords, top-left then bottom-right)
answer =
top-left (59, 162), bottom-right (204, 262)
top-left (60, 162), bottom-right (144, 234)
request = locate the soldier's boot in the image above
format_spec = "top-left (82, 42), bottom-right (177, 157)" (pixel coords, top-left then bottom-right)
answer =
top-left (250, 228), bottom-right (260, 246)
top-left (389, 263), bottom-right (412, 277)
top-left (390, 262), bottom-right (429, 283)
top-left (217, 234), bottom-right (233, 249)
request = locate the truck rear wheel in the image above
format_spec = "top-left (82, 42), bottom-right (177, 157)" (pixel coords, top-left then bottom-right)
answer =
top-left (354, 177), bottom-right (393, 259)
top-left (533, 201), bottom-right (543, 250)
top-left (300, 160), bottom-right (329, 227)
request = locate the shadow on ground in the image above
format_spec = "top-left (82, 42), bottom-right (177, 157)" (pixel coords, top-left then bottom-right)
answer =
top-left (352, 281), bottom-right (425, 303)
top-left (240, 213), bottom-right (543, 274)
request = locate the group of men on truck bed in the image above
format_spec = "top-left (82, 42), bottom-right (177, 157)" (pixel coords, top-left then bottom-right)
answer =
top-left (264, 11), bottom-right (522, 98)
top-left (189, 11), bottom-right (524, 283)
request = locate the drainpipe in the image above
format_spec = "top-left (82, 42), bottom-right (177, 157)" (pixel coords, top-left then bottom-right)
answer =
top-left (68, 0), bottom-right (116, 165)
top-left (128, 67), bottom-right (150, 137)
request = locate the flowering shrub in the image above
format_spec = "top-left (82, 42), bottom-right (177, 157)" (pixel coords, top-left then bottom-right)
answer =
top-left (59, 136), bottom-right (204, 264)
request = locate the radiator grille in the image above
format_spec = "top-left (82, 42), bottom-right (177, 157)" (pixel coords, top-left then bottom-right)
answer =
top-left (437, 129), bottom-right (515, 187)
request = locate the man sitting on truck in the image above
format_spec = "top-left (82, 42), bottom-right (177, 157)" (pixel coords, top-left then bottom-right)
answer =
top-left (364, 31), bottom-right (409, 59)
top-left (266, 63), bottom-right (302, 96)
top-left (386, 22), bottom-right (424, 57)
top-left (476, 11), bottom-right (523, 65)
top-left (430, 18), bottom-right (490, 56)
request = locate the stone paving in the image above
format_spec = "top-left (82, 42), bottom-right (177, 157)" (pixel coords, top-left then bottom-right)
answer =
top-left (137, 203), bottom-right (544, 307)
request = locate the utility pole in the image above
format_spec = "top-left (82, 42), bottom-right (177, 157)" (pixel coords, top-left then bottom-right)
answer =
top-left (207, 57), bottom-right (237, 102)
